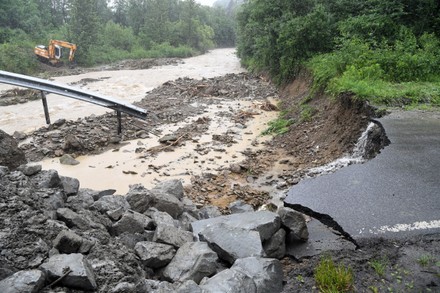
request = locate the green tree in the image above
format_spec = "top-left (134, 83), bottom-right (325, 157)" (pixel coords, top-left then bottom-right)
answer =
top-left (68, 0), bottom-right (101, 64)
top-left (127, 0), bottom-right (148, 35)
top-left (204, 6), bottom-right (236, 47)
top-left (101, 21), bottom-right (135, 51)
top-left (141, 0), bottom-right (174, 44)
top-left (181, 0), bottom-right (198, 48)
top-left (0, 0), bottom-right (43, 37)
top-left (112, 0), bottom-right (128, 26)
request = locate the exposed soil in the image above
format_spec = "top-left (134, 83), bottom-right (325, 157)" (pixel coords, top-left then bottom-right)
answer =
top-left (2, 59), bottom-right (439, 292)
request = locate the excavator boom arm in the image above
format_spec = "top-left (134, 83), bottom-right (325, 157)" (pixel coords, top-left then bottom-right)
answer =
top-left (35, 39), bottom-right (77, 65)
top-left (48, 40), bottom-right (77, 62)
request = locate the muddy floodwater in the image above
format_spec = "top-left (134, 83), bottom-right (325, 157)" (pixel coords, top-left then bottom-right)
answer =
top-left (1, 49), bottom-right (279, 194)
top-left (42, 100), bottom-right (277, 194)
top-left (0, 48), bottom-right (244, 134)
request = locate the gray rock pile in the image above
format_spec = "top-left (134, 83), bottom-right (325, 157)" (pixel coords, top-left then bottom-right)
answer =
top-left (0, 129), bottom-right (27, 169)
top-left (16, 73), bottom-right (279, 162)
top-left (0, 164), bottom-right (308, 292)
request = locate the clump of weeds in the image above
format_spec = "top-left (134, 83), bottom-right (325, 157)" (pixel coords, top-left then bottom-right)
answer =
top-left (314, 255), bottom-right (354, 292)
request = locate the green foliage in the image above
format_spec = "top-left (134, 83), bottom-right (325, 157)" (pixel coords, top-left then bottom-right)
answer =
top-left (417, 254), bottom-right (435, 267)
top-left (68, 0), bottom-right (101, 65)
top-left (208, 7), bottom-right (236, 47)
top-left (0, 42), bottom-right (38, 74)
top-left (330, 72), bottom-right (440, 107)
top-left (237, 0), bottom-right (440, 107)
top-left (314, 256), bottom-right (354, 293)
top-left (101, 21), bottom-right (136, 51)
top-left (277, 4), bottom-right (335, 83)
top-left (0, 0), bottom-right (234, 72)
top-left (262, 116), bottom-right (293, 136)
top-left (299, 104), bottom-right (316, 122)
top-left (146, 42), bottom-right (194, 58)
top-left (369, 258), bottom-right (388, 277)
top-left (307, 29), bottom-right (440, 106)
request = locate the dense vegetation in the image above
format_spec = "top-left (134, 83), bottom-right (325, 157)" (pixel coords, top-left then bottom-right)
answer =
top-left (236, 0), bottom-right (440, 107)
top-left (0, 0), bottom-right (237, 73)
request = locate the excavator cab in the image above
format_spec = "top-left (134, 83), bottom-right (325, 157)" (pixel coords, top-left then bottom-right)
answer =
top-left (34, 40), bottom-right (77, 66)
top-left (54, 45), bottom-right (62, 60)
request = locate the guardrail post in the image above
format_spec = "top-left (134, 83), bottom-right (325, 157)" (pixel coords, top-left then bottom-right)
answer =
top-left (117, 110), bottom-right (122, 134)
top-left (40, 91), bottom-right (51, 124)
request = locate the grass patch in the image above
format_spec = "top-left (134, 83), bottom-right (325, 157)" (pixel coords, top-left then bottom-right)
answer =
top-left (329, 73), bottom-right (440, 107)
top-left (418, 254), bottom-right (435, 267)
top-left (262, 116), bottom-right (293, 136)
top-left (314, 256), bottom-right (354, 293)
top-left (299, 104), bottom-right (317, 122)
top-left (307, 32), bottom-right (440, 108)
top-left (369, 258), bottom-right (388, 277)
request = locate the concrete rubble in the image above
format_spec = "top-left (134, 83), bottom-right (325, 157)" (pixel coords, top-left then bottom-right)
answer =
top-left (0, 163), bottom-right (310, 292)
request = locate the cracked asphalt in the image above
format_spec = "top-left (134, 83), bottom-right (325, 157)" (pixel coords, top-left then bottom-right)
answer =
top-left (284, 110), bottom-right (440, 239)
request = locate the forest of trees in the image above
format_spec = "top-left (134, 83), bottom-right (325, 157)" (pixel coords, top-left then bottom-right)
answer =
top-left (0, 0), bottom-right (238, 73)
top-left (236, 0), bottom-right (440, 107)
top-left (2, 0), bottom-right (439, 107)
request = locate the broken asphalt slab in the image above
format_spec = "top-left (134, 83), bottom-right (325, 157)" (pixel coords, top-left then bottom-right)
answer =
top-left (285, 110), bottom-right (440, 240)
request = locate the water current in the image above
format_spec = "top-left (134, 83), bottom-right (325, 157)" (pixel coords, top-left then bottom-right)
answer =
top-left (307, 122), bottom-right (376, 176)
top-left (0, 49), bottom-right (278, 194)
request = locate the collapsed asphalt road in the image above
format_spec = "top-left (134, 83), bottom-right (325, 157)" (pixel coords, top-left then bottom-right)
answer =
top-left (285, 110), bottom-right (440, 240)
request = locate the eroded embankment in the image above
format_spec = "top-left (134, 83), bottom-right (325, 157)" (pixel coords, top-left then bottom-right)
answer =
top-left (252, 72), bottom-right (391, 248)
top-left (236, 72), bottom-right (389, 193)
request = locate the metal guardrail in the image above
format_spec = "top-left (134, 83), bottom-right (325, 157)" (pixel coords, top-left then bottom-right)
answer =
top-left (0, 70), bottom-right (147, 134)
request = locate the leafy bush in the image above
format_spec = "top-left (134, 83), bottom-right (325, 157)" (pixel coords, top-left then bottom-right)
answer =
top-left (101, 21), bottom-right (136, 51)
top-left (307, 29), bottom-right (440, 106)
top-left (0, 43), bottom-right (38, 74)
top-left (147, 42), bottom-right (194, 58)
top-left (277, 4), bottom-right (335, 83)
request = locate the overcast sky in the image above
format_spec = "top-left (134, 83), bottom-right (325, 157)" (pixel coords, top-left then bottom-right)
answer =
top-left (195, 0), bottom-right (217, 7)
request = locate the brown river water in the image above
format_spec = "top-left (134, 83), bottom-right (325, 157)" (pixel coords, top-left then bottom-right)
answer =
top-left (0, 49), bottom-right (278, 194)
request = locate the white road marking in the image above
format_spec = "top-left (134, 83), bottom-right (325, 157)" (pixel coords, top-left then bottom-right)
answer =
top-left (367, 220), bottom-right (440, 234)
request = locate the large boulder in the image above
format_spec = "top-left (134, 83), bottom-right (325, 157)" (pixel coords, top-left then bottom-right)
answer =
top-left (40, 253), bottom-right (97, 291)
top-left (191, 211), bottom-right (281, 242)
top-left (0, 129), bottom-right (26, 170)
top-left (152, 179), bottom-right (185, 200)
top-left (110, 210), bottom-right (154, 236)
top-left (198, 223), bottom-right (265, 264)
top-left (134, 241), bottom-right (176, 269)
top-left (126, 184), bottom-right (183, 218)
top-left (91, 195), bottom-right (130, 214)
top-left (163, 242), bottom-right (218, 284)
top-left (17, 163), bottom-right (41, 176)
top-left (232, 257), bottom-right (283, 293)
top-left (262, 228), bottom-right (286, 259)
top-left (147, 208), bottom-right (178, 227)
top-left (229, 200), bottom-right (254, 214)
top-left (153, 225), bottom-right (194, 248)
top-left (174, 280), bottom-right (203, 293)
top-left (277, 207), bottom-right (308, 241)
top-left (53, 230), bottom-right (95, 254)
top-left (199, 269), bottom-right (257, 293)
top-left (0, 270), bottom-right (45, 293)
top-left (56, 208), bottom-right (90, 230)
top-left (60, 176), bottom-right (80, 196)
top-left (30, 169), bottom-right (62, 189)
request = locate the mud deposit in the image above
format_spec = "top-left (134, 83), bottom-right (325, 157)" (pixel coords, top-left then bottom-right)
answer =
top-left (1, 52), bottom-right (439, 292)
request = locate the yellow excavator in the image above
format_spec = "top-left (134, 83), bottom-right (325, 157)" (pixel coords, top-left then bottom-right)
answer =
top-left (34, 40), bottom-right (77, 66)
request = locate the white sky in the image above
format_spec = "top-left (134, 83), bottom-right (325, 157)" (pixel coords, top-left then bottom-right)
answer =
top-left (195, 0), bottom-right (217, 7)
